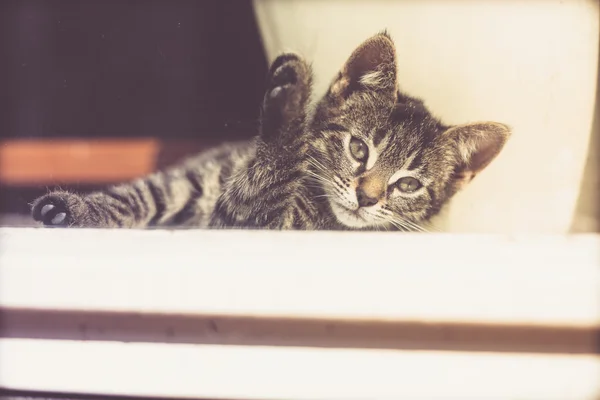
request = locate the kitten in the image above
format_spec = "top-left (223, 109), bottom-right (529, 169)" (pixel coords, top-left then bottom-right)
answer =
top-left (31, 32), bottom-right (511, 231)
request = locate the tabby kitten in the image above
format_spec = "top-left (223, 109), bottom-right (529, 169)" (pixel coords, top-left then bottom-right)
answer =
top-left (32, 32), bottom-right (511, 231)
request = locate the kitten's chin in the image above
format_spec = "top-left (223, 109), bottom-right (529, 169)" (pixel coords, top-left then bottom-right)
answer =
top-left (329, 202), bottom-right (378, 229)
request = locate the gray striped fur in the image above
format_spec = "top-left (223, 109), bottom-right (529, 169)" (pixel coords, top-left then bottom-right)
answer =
top-left (32, 32), bottom-right (511, 231)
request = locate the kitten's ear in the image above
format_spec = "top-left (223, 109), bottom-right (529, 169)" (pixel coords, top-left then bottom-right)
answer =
top-left (444, 122), bottom-right (511, 189)
top-left (328, 31), bottom-right (398, 99)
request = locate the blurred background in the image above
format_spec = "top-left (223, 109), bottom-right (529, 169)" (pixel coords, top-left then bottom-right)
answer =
top-left (0, 0), bottom-right (598, 233)
top-left (0, 0), bottom-right (268, 226)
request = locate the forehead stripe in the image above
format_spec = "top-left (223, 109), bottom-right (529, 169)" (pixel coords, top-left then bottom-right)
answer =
top-left (400, 151), bottom-right (419, 171)
top-left (407, 150), bottom-right (424, 171)
top-left (324, 123), bottom-right (348, 132)
top-left (373, 129), bottom-right (388, 146)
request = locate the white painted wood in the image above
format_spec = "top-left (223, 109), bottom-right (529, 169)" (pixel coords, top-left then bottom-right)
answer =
top-left (1, 338), bottom-right (599, 400)
top-left (1, 228), bottom-right (599, 326)
top-left (1, 228), bottom-right (599, 398)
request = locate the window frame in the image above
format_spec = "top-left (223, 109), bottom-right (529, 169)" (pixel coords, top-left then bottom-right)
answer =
top-left (1, 228), bottom-right (599, 399)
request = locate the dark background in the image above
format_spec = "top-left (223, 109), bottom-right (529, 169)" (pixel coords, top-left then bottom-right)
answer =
top-left (0, 0), bottom-right (267, 140)
top-left (0, 0), bottom-right (268, 217)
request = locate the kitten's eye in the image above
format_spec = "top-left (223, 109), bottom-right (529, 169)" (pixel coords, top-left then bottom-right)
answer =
top-left (397, 177), bottom-right (422, 193)
top-left (349, 137), bottom-right (368, 162)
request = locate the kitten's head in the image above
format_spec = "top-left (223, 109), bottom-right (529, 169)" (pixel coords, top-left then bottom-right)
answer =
top-left (307, 32), bottom-right (511, 230)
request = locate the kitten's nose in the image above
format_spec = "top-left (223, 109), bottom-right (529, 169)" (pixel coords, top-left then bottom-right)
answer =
top-left (356, 188), bottom-right (378, 207)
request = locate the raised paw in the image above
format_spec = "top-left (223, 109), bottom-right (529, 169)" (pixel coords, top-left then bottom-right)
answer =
top-left (31, 191), bottom-right (84, 227)
top-left (261, 53), bottom-right (313, 142)
top-left (266, 53), bottom-right (311, 104)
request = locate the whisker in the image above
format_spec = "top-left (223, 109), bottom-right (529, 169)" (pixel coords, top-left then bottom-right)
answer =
top-left (313, 194), bottom-right (336, 199)
top-left (375, 206), bottom-right (430, 233)
top-left (379, 212), bottom-right (421, 233)
top-left (403, 218), bottom-right (429, 233)
top-left (420, 220), bottom-right (442, 233)
top-left (306, 155), bottom-right (330, 173)
top-left (305, 170), bottom-right (333, 186)
top-left (396, 217), bottom-right (428, 233)
top-left (388, 219), bottom-right (410, 232)
top-left (393, 218), bottom-right (424, 233)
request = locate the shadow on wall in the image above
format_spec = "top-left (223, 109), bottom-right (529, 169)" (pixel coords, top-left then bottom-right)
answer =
top-left (571, 41), bottom-right (600, 233)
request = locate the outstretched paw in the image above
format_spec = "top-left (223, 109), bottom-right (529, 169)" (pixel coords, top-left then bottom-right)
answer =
top-left (266, 53), bottom-right (311, 107)
top-left (31, 191), bottom-right (83, 227)
top-left (261, 53), bottom-right (312, 142)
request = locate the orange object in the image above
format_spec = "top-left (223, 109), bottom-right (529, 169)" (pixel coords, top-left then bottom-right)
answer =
top-left (0, 139), bottom-right (160, 185)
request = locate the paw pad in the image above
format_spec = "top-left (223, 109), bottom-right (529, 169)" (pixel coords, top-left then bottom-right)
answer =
top-left (32, 195), bottom-right (73, 227)
top-left (272, 65), bottom-right (298, 88)
top-left (269, 86), bottom-right (283, 99)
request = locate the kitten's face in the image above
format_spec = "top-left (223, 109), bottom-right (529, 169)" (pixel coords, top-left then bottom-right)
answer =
top-left (307, 32), bottom-right (510, 230)
top-left (309, 92), bottom-right (454, 230)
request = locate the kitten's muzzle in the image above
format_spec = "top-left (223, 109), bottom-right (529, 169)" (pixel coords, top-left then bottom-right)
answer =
top-left (356, 175), bottom-right (385, 208)
top-left (356, 188), bottom-right (379, 208)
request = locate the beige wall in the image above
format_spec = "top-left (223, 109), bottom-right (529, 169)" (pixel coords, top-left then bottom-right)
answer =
top-left (253, 0), bottom-right (599, 233)
top-left (572, 67), bottom-right (600, 233)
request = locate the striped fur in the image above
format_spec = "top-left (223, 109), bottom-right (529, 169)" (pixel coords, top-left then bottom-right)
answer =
top-left (32, 32), bottom-right (511, 231)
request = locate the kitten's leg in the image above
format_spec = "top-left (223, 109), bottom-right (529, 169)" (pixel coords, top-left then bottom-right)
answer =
top-left (30, 53), bottom-right (312, 230)
top-left (31, 167), bottom-right (207, 228)
top-left (210, 53), bottom-right (317, 229)
top-left (260, 53), bottom-right (312, 145)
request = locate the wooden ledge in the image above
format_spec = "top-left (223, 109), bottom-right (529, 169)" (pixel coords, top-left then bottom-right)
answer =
top-left (1, 338), bottom-right (598, 400)
top-left (1, 308), bottom-right (597, 355)
top-left (1, 228), bottom-right (599, 327)
top-left (0, 229), bottom-right (598, 399)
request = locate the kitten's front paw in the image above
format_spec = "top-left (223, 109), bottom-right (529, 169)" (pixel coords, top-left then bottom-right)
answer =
top-left (261, 53), bottom-right (312, 144)
top-left (266, 53), bottom-right (312, 108)
top-left (31, 191), bottom-right (84, 227)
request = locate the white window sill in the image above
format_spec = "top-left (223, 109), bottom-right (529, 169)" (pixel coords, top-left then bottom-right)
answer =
top-left (1, 228), bottom-right (599, 399)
